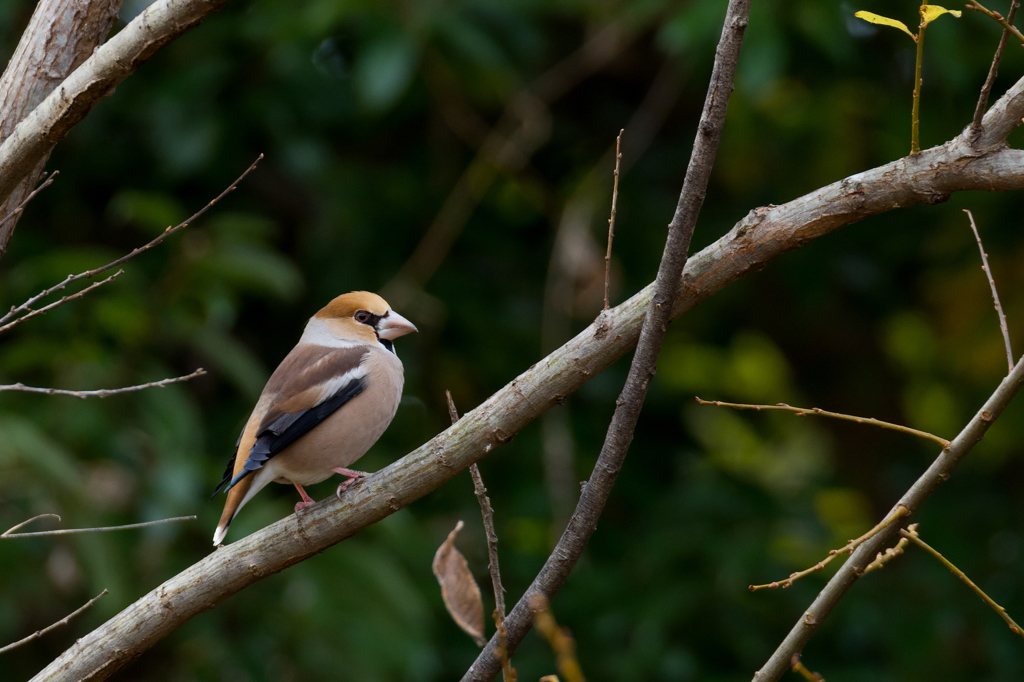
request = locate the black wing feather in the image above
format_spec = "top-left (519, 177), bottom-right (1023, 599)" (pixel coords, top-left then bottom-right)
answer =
top-left (224, 376), bottom-right (367, 491)
top-left (211, 426), bottom-right (246, 498)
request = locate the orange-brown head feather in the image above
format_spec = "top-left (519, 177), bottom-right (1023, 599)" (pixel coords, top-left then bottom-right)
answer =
top-left (315, 291), bottom-right (391, 320)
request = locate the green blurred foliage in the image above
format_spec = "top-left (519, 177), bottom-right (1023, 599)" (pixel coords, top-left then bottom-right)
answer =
top-left (1, 0), bottom-right (1023, 680)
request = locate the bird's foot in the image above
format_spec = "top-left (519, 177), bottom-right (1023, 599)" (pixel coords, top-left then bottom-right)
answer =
top-left (334, 467), bottom-right (368, 498)
top-left (293, 483), bottom-right (315, 512)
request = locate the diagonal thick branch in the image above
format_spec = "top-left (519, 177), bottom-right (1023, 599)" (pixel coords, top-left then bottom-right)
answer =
top-left (29, 67), bottom-right (1024, 682)
top-left (0, 0), bottom-right (233, 214)
top-left (0, 0), bottom-right (122, 255)
top-left (465, 0), bottom-right (749, 677)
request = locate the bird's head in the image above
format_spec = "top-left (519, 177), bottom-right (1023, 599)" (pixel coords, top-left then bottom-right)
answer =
top-left (314, 291), bottom-right (418, 347)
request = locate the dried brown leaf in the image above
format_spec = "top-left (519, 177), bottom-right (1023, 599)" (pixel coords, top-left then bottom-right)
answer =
top-left (433, 520), bottom-right (486, 646)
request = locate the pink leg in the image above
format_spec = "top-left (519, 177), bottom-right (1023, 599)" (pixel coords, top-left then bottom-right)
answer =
top-left (333, 467), bottom-right (369, 498)
top-left (294, 483), bottom-right (316, 512)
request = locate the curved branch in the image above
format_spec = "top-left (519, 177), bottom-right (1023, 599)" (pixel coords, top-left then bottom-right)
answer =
top-left (30, 77), bottom-right (1024, 682)
top-left (0, 0), bottom-right (121, 256)
top-left (0, 0), bottom-right (233, 214)
top-left (0, 369), bottom-right (205, 399)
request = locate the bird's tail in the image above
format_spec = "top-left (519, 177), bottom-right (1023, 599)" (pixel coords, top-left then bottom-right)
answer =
top-left (213, 474), bottom-right (255, 545)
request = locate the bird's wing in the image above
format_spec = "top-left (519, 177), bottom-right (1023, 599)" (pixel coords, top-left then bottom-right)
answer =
top-left (223, 345), bottom-right (370, 491)
top-left (211, 426), bottom-right (246, 498)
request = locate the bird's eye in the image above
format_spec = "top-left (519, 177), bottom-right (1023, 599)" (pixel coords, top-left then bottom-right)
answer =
top-left (355, 311), bottom-right (371, 324)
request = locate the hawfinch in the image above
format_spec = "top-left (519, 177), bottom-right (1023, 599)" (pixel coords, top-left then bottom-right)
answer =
top-left (211, 291), bottom-right (417, 545)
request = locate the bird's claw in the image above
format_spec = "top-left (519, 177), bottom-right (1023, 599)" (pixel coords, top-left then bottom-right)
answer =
top-left (334, 470), bottom-right (367, 499)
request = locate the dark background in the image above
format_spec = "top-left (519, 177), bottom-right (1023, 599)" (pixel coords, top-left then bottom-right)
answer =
top-left (1, 0), bottom-right (1023, 680)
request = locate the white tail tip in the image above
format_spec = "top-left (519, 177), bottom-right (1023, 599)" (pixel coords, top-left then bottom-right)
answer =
top-left (212, 525), bottom-right (229, 546)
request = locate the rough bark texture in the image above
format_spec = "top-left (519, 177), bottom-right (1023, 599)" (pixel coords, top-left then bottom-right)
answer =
top-left (28, 71), bottom-right (1024, 679)
top-left (0, 0), bottom-right (232, 242)
top-left (0, 0), bottom-right (122, 256)
top-left (463, 1), bottom-right (750, 678)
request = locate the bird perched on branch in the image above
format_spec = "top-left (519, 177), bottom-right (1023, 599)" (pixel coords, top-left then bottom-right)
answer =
top-left (212, 291), bottom-right (417, 546)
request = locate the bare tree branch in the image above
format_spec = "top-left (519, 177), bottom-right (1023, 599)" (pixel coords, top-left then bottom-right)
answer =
top-left (0, 0), bottom-right (121, 256)
top-left (0, 170), bottom-right (57, 233)
top-left (0, 590), bottom-right (108, 656)
top-left (789, 654), bottom-right (824, 682)
top-left (970, 0), bottom-right (1020, 138)
top-left (603, 129), bottom-right (623, 310)
top-left (0, 270), bottom-right (123, 335)
top-left (27, 62), bottom-right (1024, 682)
top-left (1, 514), bottom-right (62, 536)
top-left (964, 209), bottom-right (1014, 372)
top-left (750, 505), bottom-right (908, 591)
top-left (696, 398), bottom-right (950, 447)
top-left (466, 0), bottom-right (749, 677)
top-left (0, 368), bottom-right (206, 399)
top-left (540, 56), bottom-right (686, 539)
top-left (447, 391), bottom-right (512, 681)
top-left (0, 0), bottom-right (236, 215)
top-left (900, 525), bottom-right (1024, 639)
top-left (752, 350), bottom-right (1024, 681)
top-left (967, 0), bottom-right (1024, 45)
top-left (2, 516), bottom-right (196, 538)
top-left (0, 155), bottom-right (262, 334)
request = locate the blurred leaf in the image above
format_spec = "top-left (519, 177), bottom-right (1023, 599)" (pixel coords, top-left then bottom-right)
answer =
top-left (814, 488), bottom-right (871, 544)
top-left (884, 312), bottom-right (936, 372)
top-left (187, 324), bottom-right (269, 399)
top-left (353, 34), bottom-right (418, 111)
top-left (432, 520), bottom-right (486, 647)
top-left (0, 414), bottom-right (80, 490)
top-left (198, 244), bottom-right (304, 300)
top-left (107, 190), bottom-right (187, 234)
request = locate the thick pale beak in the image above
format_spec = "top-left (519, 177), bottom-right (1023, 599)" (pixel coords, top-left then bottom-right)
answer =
top-left (378, 310), bottom-right (418, 340)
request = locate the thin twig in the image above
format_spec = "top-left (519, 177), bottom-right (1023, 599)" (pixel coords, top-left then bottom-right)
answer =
top-left (790, 655), bottom-right (824, 682)
top-left (2, 513), bottom-right (61, 536)
top-left (753, 351), bottom-right (1024, 681)
top-left (0, 270), bottom-right (123, 335)
top-left (463, 2), bottom-right (750, 678)
top-left (964, 210), bottom-right (1014, 372)
top-left (696, 397), bottom-right (950, 447)
top-left (0, 515), bottom-right (196, 538)
top-left (862, 529), bottom-right (912, 575)
top-left (0, 368), bottom-right (206, 399)
top-left (530, 595), bottom-right (586, 682)
top-left (911, 13), bottom-right (926, 155)
top-left (0, 170), bottom-right (57, 233)
top-left (750, 505), bottom-right (908, 591)
top-left (446, 391), bottom-right (513, 681)
top-left (901, 526), bottom-right (1024, 638)
top-left (971, 1), bottom-right (1020, 135)
top-left (0, 590), bottom-right (108, 655)
top-left (0, 154), bottom-right (263, 332)
top-left (967, 0), bottom-right (1024, 43)
top-left (603, 129), bottom-right (623, 310)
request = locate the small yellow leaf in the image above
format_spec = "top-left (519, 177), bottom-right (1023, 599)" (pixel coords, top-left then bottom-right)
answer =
top-left (854, 11), bottom-right (915, 39)
top-left (433, 520), bottom-right (487, 647)
top-left (920, 5), bottom-right (962, 25)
